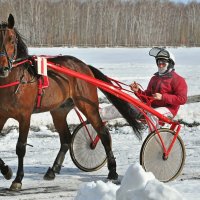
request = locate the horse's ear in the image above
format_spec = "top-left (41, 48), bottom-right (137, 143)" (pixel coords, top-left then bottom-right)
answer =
top-left (8, 14), bottom-right (15, 29)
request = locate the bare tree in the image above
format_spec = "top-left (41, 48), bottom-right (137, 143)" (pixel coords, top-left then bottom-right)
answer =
top-left (1, 0), bottom-right (200, 47)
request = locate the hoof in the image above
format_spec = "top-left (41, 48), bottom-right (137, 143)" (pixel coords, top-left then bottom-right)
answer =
top-left (43, 167), bottom-right (55, 180)
top-left (107, 170), bottom-right (118, 180)
top-left (2, 166), bottom-right (13, 180)
top-left (10, 182), bottom-right (22, 191)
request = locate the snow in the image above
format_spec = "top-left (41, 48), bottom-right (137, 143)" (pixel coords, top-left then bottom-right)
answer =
top-left (75, 180), bottom-right (118, 200)
top-left (0, 47), bottom-right (200, 200)
top-left (75, 164), bottom-right (184, 200)
top-left (117, 164), bottom-right (183, 200)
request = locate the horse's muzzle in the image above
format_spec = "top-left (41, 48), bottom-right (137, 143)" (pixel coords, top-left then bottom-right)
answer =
top-left (0, 67), bottom-right (9, 77)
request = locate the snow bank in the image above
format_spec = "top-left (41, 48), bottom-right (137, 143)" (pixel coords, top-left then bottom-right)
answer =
top-left (75, 163), bottom-right (184, 200)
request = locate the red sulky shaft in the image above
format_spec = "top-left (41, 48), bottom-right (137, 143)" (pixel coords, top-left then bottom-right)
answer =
top-left (47, 61), bottom-right (173, 124)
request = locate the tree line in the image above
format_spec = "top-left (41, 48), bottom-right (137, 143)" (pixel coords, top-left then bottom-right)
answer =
top-left (1, 0), bottom-right (200, 47)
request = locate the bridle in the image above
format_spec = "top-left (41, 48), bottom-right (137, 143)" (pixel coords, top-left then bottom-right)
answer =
top-left (0, 26), bottom-right (17, 72)
top-left (0, 16), bottom-right (36, 91)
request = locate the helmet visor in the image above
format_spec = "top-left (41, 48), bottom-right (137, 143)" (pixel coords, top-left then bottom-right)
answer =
top-left (149, 47), bottom-right (170, 59)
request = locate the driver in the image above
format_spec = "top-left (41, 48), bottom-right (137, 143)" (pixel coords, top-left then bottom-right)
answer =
top-left (130, 47), bottom-right (188, 130)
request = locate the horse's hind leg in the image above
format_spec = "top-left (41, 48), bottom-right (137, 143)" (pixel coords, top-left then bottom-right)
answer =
top-left (44, 108), bottom-right (72, 180)
top-left (76, 101), bottom-right (118, 180)
top-left (98, 125), bottom-right (118, 180)
top-left (0, 116), bottom-right (8, 134)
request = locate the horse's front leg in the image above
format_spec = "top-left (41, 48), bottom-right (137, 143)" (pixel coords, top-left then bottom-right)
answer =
top-left (0, 158), bottom-right (13, 180)
top-left (0, 117), bottom-right (12, 180)
top-left (10, 116), bottom-right (31, 191)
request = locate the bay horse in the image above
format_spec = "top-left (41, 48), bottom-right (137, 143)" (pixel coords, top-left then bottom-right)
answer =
top-left (0, 14), bottom-right (142, 191)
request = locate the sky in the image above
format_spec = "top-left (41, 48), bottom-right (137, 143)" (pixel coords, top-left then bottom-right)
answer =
top-left (0, 47), bottom-right (200, 199)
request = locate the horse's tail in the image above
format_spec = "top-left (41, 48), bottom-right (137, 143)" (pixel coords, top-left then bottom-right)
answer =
top-left (88, 65), bottom-right (143, 140)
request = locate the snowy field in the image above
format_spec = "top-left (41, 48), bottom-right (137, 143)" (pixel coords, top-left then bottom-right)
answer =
top-left (0, 47), bottom-right (200, 200)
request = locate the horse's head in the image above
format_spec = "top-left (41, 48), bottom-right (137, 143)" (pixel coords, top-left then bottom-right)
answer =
top-left (0, 14), bottom-right (17, 78)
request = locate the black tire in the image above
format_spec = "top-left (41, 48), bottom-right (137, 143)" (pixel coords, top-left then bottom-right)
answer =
top-left (70, 122), bottom-right (107, 172)
top-left (140, 128), bottom-right (185, 182)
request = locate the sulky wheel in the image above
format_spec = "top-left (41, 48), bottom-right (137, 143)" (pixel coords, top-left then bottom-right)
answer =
top-left (70, 122), bottom-right (107, 172)
top-left (140, 128), bottom-right (186, 182)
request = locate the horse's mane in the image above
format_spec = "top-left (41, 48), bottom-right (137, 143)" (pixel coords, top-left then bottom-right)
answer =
top-left (0, 21), bottom-right (28, 58)
top-left (14, 28), bottom-right (28, 58)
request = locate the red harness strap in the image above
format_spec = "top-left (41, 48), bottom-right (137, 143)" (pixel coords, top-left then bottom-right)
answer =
top-left (34, 56), bottom-right (49, 109)
top-left (37, 77), bottom-right (43, 109)
top-left (36, 76), bottom-right (49, 109)
top-left (0, 57), bottom-right (50, 109)
top-left (0, 81), bottom-right (20, 88)
top-left (0, 59), bottom-right (31, 89)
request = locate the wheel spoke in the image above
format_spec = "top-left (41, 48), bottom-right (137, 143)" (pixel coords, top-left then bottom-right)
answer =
top-left (140, 129), bottom-right (185, 182)
top-left (70, 123), bottom-right (107, 172)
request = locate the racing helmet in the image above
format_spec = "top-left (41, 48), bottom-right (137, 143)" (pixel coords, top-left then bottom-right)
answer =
top-left (149, 47), bottom-right (175, 65)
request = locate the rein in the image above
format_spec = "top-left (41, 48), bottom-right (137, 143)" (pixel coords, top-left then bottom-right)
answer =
top-left (0, 58), bottom-right (32, 89)
top-left (0, 80), bottom-right (20, 88)
top-left (108, 76), bottom-right (154, 106)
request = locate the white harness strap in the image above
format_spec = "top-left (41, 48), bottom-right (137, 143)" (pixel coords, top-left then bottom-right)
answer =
top-left (36, 56), bottom-right (49, 88)
top-left (37, 56), bottom-right (48, 76)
